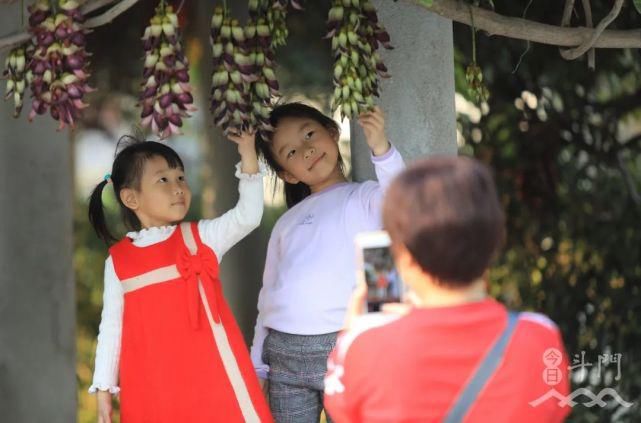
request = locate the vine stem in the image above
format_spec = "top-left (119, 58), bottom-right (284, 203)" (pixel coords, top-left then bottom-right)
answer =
top-left (176, 0), bottom-right (185, 14)
top-left (468, 4), bottom-right (476, 63)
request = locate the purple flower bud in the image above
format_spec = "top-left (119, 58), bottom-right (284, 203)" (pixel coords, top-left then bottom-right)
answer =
top-left (38, 32), bottom-right (55, 47)
top-left (163, 55), bottom-right (176, 67)
top-left (177, 92), bottom-right (193, 105)
top-left (375, 30), bottom-right (390, 43)
top-left (266, 78), bottom-right (279, 91)
top-left (142, 38), bottom-right (153, 51)
top-left (67, 84), bottom-right (82, 99)
top-left (175, 69), bottom-right (189, 83)
top-left (70, 32), bottom-right (85, 46)
top-left (141, 85), bottom-right (156, 99)
top-left (29, 12), bottom-right (47, 27)
top-left (64, 54), bottom-right (83, 70)
top-left (71, 11), bottom-right (85, 24)
top-left (364, 12), bottom-right (378, 23)
top-left (55, 26), bottom-right (68, 40)
top-left (32, 61), bottom-right (47, 75)
top-left (141, 103), bottom-right (154, 118)
top-left (157, 116), bottom-right (169, 131)
top-left (168, 114), bottom-right (182, 126)
top-left (158, 94), bottom-right (172, 109)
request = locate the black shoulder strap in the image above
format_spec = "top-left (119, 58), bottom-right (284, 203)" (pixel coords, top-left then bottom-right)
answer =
top-left (443, 311), bottom-right (520, 423)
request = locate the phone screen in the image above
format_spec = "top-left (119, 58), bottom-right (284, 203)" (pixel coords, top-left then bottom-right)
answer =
top-left (362, 245), bottom-right (402, 312)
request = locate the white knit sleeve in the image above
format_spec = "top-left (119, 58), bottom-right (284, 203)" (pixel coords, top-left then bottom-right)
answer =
top-left (88, 256), bottom-right (123, 394)
top-left (198, 161), bottom-right (266, 260)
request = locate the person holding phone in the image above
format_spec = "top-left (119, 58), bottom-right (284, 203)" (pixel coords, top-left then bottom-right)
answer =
top-left (324, 156), bottom-right (571, 423)
top-left (355, 231), bottom-right (401, 312)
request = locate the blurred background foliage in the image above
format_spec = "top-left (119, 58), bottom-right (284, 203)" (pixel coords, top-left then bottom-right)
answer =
top-left (455, 2), bottom-right (641, 421)
top-left (71, 1), bottom-right (640, 421)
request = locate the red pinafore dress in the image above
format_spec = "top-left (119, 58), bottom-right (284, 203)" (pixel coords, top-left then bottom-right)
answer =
top-left (109, 222), bottom-right (272, 422)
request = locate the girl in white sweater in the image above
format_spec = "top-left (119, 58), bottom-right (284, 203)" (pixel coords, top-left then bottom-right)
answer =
top-left (252, 103), bottom-right (405, 422)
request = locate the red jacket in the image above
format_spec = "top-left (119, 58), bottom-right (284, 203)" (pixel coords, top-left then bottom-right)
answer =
top-left (324, 299), bottom-right (571, 422)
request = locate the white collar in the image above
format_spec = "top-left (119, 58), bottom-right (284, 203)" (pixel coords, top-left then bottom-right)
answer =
top-left (126, 225), bottom-right (176, 242)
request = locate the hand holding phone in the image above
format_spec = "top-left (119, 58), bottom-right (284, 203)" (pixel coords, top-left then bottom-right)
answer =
top-left (354, 231), bottom-right (404, 312)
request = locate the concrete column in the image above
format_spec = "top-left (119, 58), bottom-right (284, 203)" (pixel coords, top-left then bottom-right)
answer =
top-left (351, 0), bottom-right (457, 180)
top-left (0, 8), bottom-right (76, 420)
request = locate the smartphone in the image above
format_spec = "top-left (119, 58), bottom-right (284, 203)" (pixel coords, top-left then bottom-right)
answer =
top-left (354, 230), bottom-right (403, 312)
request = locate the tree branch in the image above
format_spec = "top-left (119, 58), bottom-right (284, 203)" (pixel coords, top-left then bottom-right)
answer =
top-left (560, 0), bottom-right (624, 60)
top-left (560, 0), bottom-right (596, 68)
top-left (409, 0), bottom-right (641, 49)
top-left (580, 0), bottom-right (595, 69)
top-left (0, 0), bottom-right (140, 51)
top-left (84, 0), bottom-right (140, 28)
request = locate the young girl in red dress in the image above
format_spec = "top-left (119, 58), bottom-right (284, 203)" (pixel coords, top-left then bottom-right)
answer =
top-left (87, 133), bottom-right (272, 423)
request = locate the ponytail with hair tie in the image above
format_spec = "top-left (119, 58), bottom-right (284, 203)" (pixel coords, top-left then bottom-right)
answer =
top-left (88, 173), bottom-right (117, 244)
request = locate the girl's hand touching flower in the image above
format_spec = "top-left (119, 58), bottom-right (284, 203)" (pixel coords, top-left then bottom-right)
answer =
top-left (228, 128), bottom-right (259, 175)
top-left (358, 106), bottom-right (390, 156)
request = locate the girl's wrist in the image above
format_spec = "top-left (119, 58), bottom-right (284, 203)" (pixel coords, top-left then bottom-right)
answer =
top-left (238, 150), bottom-right (259, 174)
top-left (370, 140), bottom-right (390, 156)
top-left (238, 144), bottom-right (257, 158)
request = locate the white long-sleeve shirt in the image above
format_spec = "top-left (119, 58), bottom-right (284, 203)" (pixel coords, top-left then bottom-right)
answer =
top-left (250, 146), bottom-right (405, 379)
top-left (89, 162), bottom-right (266, 393)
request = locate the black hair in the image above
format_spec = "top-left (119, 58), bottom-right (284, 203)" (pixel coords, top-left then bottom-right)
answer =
top-left (88, 136), bottom-right (185, 245)
top-left (256, 102), bottom-right (345, 208)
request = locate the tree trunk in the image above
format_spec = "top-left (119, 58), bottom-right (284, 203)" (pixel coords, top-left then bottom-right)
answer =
top-left (0, 10), bottom-right (76, 421)
top-left (351, 0), bottom-right (457, 180)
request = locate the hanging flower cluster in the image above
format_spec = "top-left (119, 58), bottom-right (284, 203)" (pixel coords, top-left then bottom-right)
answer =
top-left (140, 2), bottom-right (196, 138)
top-left (256, 0), bottom-right (303, 49)
top-left (465, 63), bottom-right (489, 103)
top-left (245, 0), bottom-right (285, 134)
top-left (210, 6), bottom-right (254, 135)
top-left (210, 1), bottom-right (297, 136)
top-left (2, 0), bottom-right (398, 137)
top-left (3, 43), bottom-right (33, 117)
top-left (326, 0), bottom-right (392, 120)
top-left (265, 0), bottom-right (301, 49)
top-left (25, 0), bottom-right (93, 130)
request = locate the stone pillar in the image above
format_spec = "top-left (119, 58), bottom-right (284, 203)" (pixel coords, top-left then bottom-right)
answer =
top-left (0, 9), bottom-right (76, 421)
top-left (351, 0), bottom-right (457, 180)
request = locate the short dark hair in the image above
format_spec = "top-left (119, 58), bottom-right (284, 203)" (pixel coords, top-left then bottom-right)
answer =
top-left (256, 102), bottom-right (343, 208)
top-left (88, 136), bottom-right (184, 244)
top-left (383, 156), bottom-right (505, 287)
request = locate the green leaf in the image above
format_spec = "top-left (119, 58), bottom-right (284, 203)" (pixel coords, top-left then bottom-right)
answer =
top-left (635, 0), bottom-right (641, 15)
top-left (418, 0), bottom-right (434, 7)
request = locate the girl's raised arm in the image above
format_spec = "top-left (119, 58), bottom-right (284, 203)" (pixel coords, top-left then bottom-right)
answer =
top-left (199, 130), bottom-right (266, 259)
top-left (348, 146), bottom-right (406, 227)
